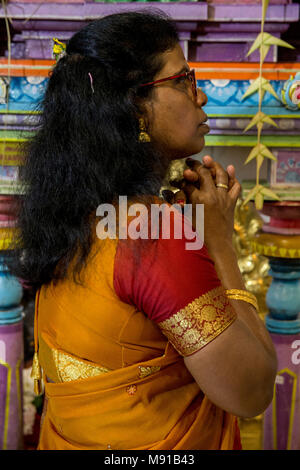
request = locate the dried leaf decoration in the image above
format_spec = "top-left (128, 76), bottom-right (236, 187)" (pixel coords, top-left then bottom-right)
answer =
top-left (241, 0), bottom-right (292, 209)
top-left (242, 76), bottom-right (279, 101)
top-left (243, 184), bottom-right (280, 211)
top-left (260, 145), bottom-right (277, 161)
top-left (244, 144), bottom-right (262, 164)
top-left (261, 187), bottom-right (281, 200)
top-left (255, 191), bottom-right (264, 210)
top-left (247, 32), bottom-right (295, 62)
top-left (261, 80), bottom-right (280, 100)
top-left (243, 185), bottom-right (263, 206)
top-left (243, 111), bottom-right (278, 132)
top-left (244, 143), bottom-right (276, 175)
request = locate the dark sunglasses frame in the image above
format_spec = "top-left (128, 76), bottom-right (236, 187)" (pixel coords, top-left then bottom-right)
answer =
top-left (139, 69), bottom-right (197, 100)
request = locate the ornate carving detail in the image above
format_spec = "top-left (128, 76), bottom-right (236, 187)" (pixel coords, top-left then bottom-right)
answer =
top-left (233, 199), bottom-right (271, 319)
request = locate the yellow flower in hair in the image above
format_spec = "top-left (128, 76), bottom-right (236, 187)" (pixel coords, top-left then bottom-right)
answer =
top-left (53, 38), bottom-right (66, 61)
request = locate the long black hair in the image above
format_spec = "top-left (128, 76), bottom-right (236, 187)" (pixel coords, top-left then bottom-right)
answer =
top-left (7, 10), bottom-right (179, 288)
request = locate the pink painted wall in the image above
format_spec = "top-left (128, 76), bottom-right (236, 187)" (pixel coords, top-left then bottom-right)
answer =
top-left (7, 0), bottom-right (293, 3)
top-left (207, 0), bottom-right (291, 3)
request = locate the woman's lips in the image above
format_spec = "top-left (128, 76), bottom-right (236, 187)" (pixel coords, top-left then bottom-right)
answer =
top-left (198, 112), bottom-right (209, 133)
top-left (198, 122), bottom-right (210, 134)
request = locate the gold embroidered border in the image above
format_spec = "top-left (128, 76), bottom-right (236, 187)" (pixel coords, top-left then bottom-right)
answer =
top-left (158, 286), bottom-right (237, 356)
top-left (51, 348), bottom-right (111, 383)
top-left (138, 366), bottom-right (161, 379)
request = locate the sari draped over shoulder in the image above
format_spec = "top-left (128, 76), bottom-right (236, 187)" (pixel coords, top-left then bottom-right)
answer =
top-left (36, 200), bottom-right (241, 450)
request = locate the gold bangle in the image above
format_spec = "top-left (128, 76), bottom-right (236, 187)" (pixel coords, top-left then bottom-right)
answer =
top-left (225, 289), bottom-right (259, 311)
top-left (225, 289), bottom-right (257, 300)
top-left (227, 295), bottom-right (259, 311)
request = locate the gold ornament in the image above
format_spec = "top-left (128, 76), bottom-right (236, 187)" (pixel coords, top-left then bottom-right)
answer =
top-left (31, 352), bottom-right (43, 395)
top-left (225, 289), bottom-right (259, 311)
top-left (233, 199), bottom-right (271, 320)
top-left (138, 118), bottom-right (151, 142)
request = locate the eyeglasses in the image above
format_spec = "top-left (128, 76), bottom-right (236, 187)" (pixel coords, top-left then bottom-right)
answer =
top-left (139, 69), bottom-right (197, 100)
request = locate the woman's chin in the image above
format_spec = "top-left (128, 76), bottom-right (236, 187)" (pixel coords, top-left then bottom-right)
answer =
top-left (184, 138), bottom-right (206, 159)
top-left (167, 137), bottom-right (206, 161)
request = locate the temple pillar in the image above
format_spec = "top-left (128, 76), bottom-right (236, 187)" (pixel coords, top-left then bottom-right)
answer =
top-left (252, 202), bottom-right (300, 450)
top-left (0, 256), bottom-right (24, 450)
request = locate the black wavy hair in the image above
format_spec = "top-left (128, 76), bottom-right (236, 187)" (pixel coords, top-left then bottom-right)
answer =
top-left (7, 10), bottom-right (179, 288)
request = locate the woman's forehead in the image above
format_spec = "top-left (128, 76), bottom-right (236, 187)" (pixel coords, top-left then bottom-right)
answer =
top-left (156, 44), bottom-right (189, 79)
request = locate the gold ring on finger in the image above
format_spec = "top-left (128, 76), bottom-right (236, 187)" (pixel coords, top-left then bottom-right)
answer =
top-left (216, 183), bottom-right (229, 190)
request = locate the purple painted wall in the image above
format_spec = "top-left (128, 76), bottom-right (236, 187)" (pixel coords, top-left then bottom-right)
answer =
top-left (0, 2), bottom-right (299, 61)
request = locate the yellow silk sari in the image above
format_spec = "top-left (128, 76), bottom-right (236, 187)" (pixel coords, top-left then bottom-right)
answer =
top-left (34, 233), bottom-right (240, 450)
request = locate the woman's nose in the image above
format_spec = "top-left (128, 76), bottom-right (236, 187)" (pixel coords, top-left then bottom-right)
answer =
top-left (196, 88), bottom-right (208, 107)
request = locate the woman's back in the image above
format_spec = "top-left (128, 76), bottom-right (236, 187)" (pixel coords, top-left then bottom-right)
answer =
top-left (38, 237), bottom-right (167, 376)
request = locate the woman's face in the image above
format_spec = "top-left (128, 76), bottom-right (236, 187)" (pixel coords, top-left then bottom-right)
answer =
top-left (145, 43), bottom-right (209, 160)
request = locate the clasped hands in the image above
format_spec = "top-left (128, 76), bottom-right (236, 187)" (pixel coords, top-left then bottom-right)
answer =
top-left (163, 155), bottom-right (242, 247)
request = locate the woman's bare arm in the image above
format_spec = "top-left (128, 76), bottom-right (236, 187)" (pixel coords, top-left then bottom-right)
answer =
top-left (182, 157), bottom-right (277, 418)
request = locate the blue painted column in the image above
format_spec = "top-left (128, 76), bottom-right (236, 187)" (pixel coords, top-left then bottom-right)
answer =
top-left (0, 258), bottom-right (24, 450)
top-left (254, 205), bottom-right (300, 449)
top-left (263, 258), bottom-right (300, 450)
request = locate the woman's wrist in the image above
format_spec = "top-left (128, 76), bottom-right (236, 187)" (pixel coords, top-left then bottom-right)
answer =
top-left (205, 238), bottom-right (246, 291)
top-left (205, 236), bottom-right (235, 259)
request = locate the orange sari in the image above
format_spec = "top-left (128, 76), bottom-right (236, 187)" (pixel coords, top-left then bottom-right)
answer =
top-left (35, 203), bottom-right (241, 450)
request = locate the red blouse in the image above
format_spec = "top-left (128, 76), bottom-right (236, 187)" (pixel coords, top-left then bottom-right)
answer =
top-left (114, 203), bottom-right (237, 357)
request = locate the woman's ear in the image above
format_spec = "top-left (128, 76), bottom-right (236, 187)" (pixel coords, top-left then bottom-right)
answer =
top-left (135, 90), bottom-right (155, 127)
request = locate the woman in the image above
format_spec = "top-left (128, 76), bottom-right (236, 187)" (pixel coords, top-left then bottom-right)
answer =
top-left (10, 11), bottom-right (277, 450)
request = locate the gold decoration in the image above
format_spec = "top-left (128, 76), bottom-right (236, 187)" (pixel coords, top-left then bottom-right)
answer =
top-left (51, 348), bottom-right (110, 383)
top-left (226, 289), bottom-right (259, 311)
top-left (138, 366), bottom-right (161, 379)
top-left (233, 199), bottom-right (271, 320)
top-left (201, 304), bottom-right (217, 322)
top-left (158, 286), bottom-right (237, 356)
top-left (30, 352), bottom-right (43, 395)
top-left (226, 295), bottom-right (258, 311)
top-left (138, 118), bottom-right (151, 142)
top-left (251, 233), bottom-right (300, 259)
top-left (160, 158), bottom-right (187, 195)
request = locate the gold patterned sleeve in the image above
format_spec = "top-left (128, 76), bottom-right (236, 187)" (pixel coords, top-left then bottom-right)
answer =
top-left (114, 213), bottom-right (238, 357)
top-left (157, 286), bottom-right (237, 356)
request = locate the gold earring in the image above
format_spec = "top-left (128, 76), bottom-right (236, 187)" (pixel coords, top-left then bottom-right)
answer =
top-left (138, 118), bottom-right (151, 142)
